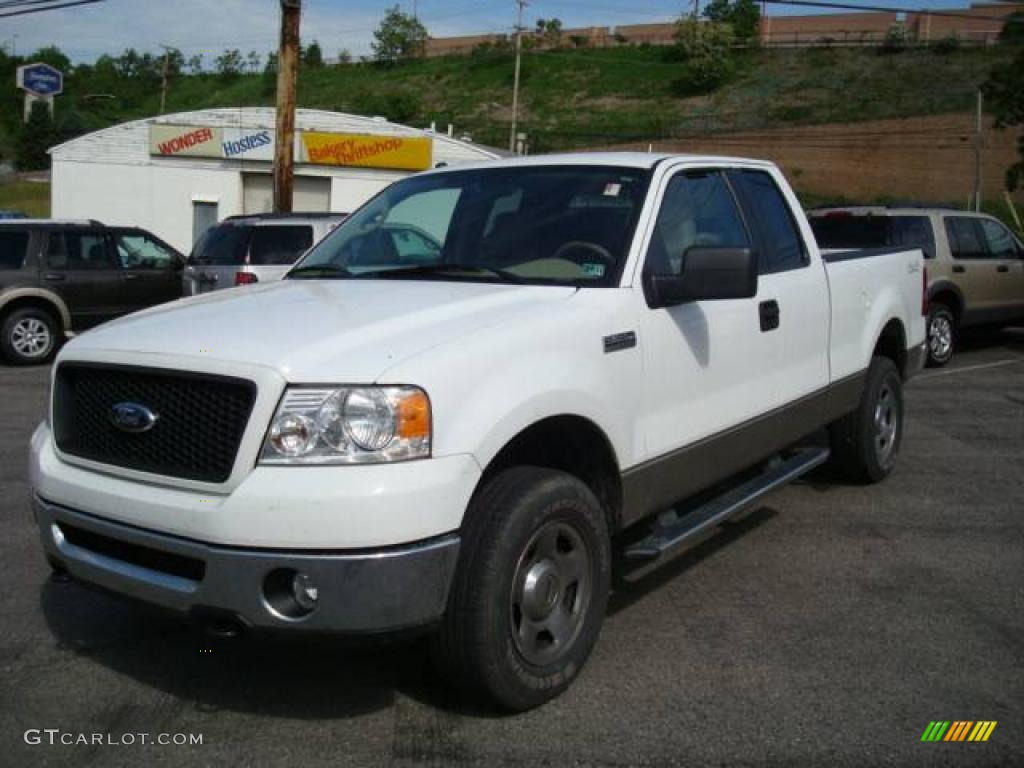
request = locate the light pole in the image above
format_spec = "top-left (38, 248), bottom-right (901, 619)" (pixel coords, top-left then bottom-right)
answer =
top-left (509, 0), bottom-right (528, 153)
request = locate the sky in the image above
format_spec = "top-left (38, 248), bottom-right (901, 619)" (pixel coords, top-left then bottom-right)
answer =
top-left (0, 0), bottom-right (1002, 64)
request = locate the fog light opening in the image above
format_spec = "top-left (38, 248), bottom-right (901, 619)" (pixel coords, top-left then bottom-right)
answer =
top-left (263, 568), bottom-right (320, 620)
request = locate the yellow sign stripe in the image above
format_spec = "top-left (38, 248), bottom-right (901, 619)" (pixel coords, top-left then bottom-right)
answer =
top-left (980, 721), bottom-right (997, 742)
top-left (968, 722), bottom-right (986, 742)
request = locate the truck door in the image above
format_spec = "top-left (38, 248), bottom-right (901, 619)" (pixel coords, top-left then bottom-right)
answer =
top-left (725, 168), bottom-right (830, 405)
top-left (636, 169), bottom-right (786, 465)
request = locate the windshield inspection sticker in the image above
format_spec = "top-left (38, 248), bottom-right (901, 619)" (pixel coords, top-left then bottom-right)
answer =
top-left (603, 183), bottom-right (622, 197)
top-left (582, 262), bottom-right (606, 277)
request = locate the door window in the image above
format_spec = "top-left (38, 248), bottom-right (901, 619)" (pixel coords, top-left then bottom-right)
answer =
top-left (47, 232), bottom-right (116, 270)
top-left (115, 233), bottom-right (179, 269)
top-left (645, 171), bottom-right (750, 276)
top-left (944, 217), bottom-right (988, 260)
top-left (0, 230), bottom-right (29, 270)
top-left (250, 226), bottom-right (314, 266)
top-left (727, 170), bottom-right (806, 273)
top-left (977, 219), bottom-right (1019, 260)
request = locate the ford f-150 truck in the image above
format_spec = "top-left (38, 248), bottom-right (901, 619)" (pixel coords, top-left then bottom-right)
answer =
top-left (30, 154), bottom-right (926, 711)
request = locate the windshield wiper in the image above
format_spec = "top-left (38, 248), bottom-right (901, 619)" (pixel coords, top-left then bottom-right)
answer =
top-left (287, 264), bottom-right (352, 279)
top-left (356, 264), bottom-right (525, 283)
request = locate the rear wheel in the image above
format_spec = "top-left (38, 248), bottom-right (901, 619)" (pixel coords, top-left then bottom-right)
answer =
top-left (432, 466), bottom-right (611, 711)
top-left (1, 307), bottom-right (59, 365)
top-left (829, 356), bottom-right (904, 483)
top-left (926, 303), bottom-right (955, 367)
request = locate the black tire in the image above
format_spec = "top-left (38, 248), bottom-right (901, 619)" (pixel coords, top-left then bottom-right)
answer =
top-left (432, 466), bottom-right (611, 712)
top-left (0, 307), bottom-right (59, 365)
top-left (828, 356), bottom-right (904, 484)
top-left (925, 303), bottom-right (955, 368)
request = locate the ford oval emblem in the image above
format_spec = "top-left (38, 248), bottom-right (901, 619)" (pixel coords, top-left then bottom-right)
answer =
top-left (110, 402), bottom-right (159, 434)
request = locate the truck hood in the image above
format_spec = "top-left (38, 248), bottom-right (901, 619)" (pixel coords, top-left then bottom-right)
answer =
top-left (65, 279), bottom-right (577, 382)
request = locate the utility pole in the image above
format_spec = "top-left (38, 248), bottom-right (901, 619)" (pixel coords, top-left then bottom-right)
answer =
top-left (275, 0), bottom-right (301, 214)
top-left (973, 89), bottom-right (983, 213)
top-left (509, 0), bottom-right (528, 153)
top-left (159, 45), bottom-right (172, 115)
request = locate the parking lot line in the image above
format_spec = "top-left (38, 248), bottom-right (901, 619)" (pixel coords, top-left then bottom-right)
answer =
top-left (917, 357), bottom-right (1024, 380)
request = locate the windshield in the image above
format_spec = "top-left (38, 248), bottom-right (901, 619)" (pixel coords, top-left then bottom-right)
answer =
top-left (289, 165), bottom-right (650, 286)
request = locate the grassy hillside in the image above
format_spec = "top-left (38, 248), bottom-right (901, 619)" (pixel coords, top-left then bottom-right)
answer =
top-left (0, 43), bottom-right (1016, 158)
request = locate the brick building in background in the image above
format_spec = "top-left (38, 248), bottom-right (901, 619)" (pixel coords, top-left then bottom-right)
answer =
top-left (421, 2), bottom-right (1024, 57)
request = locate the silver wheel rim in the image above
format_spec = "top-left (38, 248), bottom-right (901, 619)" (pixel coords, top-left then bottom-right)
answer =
top-left (11, 317), bottom-right (52, 358)
top-left (874, 380), bottom-right (900, 467)
top-left (510, 520), bottom-right (592, 667)
top-left (928, 314), bottom-right (952, 360)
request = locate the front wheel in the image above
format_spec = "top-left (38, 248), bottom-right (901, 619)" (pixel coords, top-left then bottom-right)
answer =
top-left (432, 466), bottom-right (611, 711)
top-left (926, 304), bottom-right (955, 367)
top-left (829, 356), bottom-right (904, 484)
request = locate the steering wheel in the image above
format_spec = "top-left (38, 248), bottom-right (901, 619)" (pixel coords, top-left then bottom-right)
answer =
top-left (551, 241), bottom-right (614, 266)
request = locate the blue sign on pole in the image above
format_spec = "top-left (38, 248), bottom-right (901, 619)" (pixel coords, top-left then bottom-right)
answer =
top-left (16, 63), bottom-right (64, 97)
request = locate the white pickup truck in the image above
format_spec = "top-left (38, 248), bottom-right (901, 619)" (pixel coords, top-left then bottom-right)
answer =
top-left (30, 153), bottom-right (926, 711)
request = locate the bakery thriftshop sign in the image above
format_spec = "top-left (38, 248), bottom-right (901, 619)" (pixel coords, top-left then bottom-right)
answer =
top-left (148, 124), bottom-right (433, 171)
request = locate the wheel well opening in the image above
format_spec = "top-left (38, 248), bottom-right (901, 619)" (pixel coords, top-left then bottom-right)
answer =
top-left (481, 416), bottom-right (623, 533)
top-left (874, 319), bottom-right (907, 376)
top-left (1, 297), bottom-right (63, 327)
top-left (930, 289), bottom-right (961, 320)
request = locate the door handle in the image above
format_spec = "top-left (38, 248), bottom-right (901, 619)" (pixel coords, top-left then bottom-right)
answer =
top-left (759, 300), bottom-right (780, 332)
top-left (121, 273), bottom-right (139, 280)
top-left (997, 265), bottom-right (1009, 273)
top-left (43, 272), bottom-right (65, 282)
top-left (952, 265), bottom-right (966, 273)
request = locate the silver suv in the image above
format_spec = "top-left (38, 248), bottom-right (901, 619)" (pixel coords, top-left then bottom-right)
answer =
top-left (183, 213), bottom-right (346, 295)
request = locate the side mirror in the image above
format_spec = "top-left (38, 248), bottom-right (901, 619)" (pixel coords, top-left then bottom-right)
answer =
top-left (645, 247), bottom-right (758, 309)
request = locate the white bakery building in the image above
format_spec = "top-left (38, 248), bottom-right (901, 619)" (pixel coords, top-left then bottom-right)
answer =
top-left (50, 107), bottom-right (501, 254)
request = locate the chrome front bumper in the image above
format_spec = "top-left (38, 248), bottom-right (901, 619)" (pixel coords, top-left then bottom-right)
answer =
top-left (35, 496), bottom-right (460, 634)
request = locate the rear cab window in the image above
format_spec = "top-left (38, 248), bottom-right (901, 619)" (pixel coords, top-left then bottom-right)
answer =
top-left (726, 169), bottom-right (807, 273)
top-left (810, 214), bottom-right (936, 259)
top-left (0, 228), bottom-right (30, 270)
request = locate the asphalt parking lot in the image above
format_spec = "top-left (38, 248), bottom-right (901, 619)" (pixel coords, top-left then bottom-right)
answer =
top-left (1, 332), bottom-right (1022, 768)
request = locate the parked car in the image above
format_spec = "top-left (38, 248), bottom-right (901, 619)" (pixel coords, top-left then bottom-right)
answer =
top-left (31, 154), bottom-right (926, 711)
top-left (183, 213), bottom-right (346, 295)
top-left (0, 220), bottom-right (184, 364)
top-left (808, 206), bottom-right (1024, 366)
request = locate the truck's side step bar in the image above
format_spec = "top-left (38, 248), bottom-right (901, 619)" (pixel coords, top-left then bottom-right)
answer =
top-left (622, 447), bottom-right (830, 562)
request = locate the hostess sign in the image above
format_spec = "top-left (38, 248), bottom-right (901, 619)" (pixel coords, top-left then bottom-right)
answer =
top-left (149, 124), bottom-right (432, 170)
top-left (16, 63), bottom-right (64, 97)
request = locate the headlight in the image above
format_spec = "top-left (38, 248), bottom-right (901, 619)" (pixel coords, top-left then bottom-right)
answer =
top-left (260, 386), bottom-right (431, 465)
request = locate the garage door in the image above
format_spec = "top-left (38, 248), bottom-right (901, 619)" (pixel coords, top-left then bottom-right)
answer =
top-left (242, 174), bottom-right (331, 214)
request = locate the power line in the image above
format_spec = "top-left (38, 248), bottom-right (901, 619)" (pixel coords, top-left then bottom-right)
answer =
top-left (0, 0), bottom-right (104, 18)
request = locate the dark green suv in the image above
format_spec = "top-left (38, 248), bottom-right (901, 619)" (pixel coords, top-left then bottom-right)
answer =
top-left (0, 220), bottom-right (184, 364)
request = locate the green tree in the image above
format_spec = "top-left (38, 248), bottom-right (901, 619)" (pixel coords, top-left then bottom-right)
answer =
top-left (982, 48), bottom-right (1024, 190)
top-left (535, 18), bottom-right (563, 47)
top-left (1000, 11), bottom-right (1024, 44)
top-left (371, 5), bottom-right (428, 63)
top-left (303, 40), bottom-right (324, 68)
top-left (187, 54), bottom-right (203, 74)
top-left (215, 48), bottom-right (243, 77)
top-left (672, 17), bottom-right (736, 95)
top-left (16, 100), bottom-right (61, 171)
top-left (28, 45), bottom-right (71, 72)
top-left (703, 0), bottom-right (760, 45)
